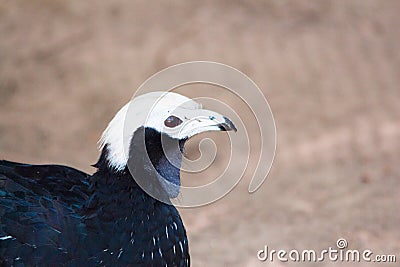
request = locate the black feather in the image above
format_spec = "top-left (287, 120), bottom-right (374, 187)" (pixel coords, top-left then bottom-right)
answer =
top-left (0, 127), bottom-right (190, 266)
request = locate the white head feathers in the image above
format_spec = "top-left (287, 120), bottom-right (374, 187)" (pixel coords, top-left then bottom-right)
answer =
top-left (99, 91), bottom-right (234, 171)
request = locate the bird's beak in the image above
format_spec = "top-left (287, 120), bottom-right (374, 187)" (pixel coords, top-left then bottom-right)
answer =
top-left (217, 116), bottom-right (237, 132)
top-left (175, 109), bottom-right (237, 139)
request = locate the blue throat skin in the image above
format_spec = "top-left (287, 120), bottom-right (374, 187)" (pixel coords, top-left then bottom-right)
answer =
top-left (128, 127), bottom-right (186, 202)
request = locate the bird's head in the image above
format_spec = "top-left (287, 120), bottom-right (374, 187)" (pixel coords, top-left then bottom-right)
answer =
top-left (96, 91), bottom-right (236, 201)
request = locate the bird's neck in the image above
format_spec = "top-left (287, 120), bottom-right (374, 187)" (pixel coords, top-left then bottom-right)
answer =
top-left (82, 166), bottom-right (189, 264)
top-left (85, 166), bottom-right (158, 218)
top-left (93, 127), bottom-right (186, 203)
top-left (87, 125), bottom-right (187, 217)
top-left (81, 129), bottom-right (189, 264)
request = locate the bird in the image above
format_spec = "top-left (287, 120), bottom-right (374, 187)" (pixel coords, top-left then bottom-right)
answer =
top-left (0, 91), bottom-right (236, 266)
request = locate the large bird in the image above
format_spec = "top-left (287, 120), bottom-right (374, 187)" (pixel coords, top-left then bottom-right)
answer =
top-left (0, 92), bottom-right (236, 266)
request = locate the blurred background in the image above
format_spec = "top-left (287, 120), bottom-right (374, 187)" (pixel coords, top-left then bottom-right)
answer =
top-left (0, 0), bottom-right (399, 266)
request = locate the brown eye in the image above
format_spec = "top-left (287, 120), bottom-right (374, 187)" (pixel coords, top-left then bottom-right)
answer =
top-left (164, 115), bottom-right (183, 128)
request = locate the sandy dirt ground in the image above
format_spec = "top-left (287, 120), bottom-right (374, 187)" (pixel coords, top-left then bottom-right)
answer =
top-left (0, 1), bottom-right (399, 266)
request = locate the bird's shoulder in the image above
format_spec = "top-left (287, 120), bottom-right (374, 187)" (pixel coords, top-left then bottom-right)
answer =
top-left (0, 160), bottom-right (91, 265)
top-left (0, 159), bottom-right (91, 205)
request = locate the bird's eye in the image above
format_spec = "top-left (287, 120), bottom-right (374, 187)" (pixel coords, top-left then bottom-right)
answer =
top-left (164, 115), bottom-right (183, 128)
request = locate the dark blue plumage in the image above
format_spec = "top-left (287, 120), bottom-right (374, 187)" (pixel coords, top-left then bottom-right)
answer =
top-left (0, 127), bottom-right (190, 266)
